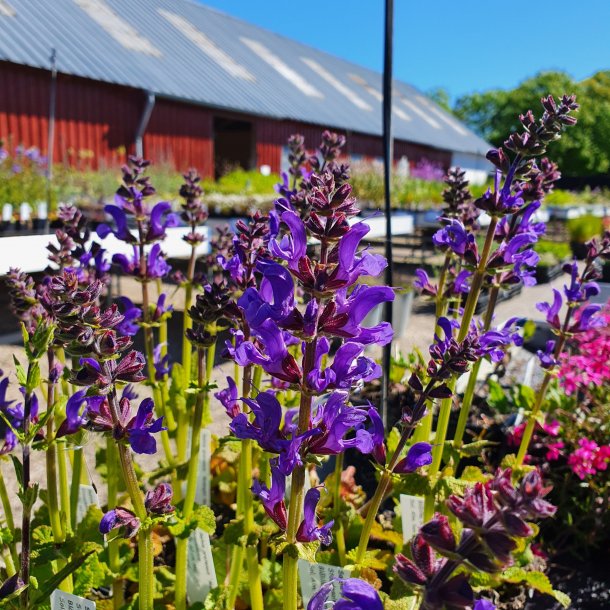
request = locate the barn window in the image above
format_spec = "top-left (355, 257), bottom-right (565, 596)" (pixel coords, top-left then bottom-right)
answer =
top-left (73, 0), bottom-right (162, 57)
top-left (158, 9), bottom-right (254, 81)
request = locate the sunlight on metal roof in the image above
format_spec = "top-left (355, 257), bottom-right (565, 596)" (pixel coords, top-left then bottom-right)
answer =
top-left (0, 1), bottom-right (15, 17)
top-left (73, 0), bottom-right (162, 57)
top-left (301, 58), bottom-right (371, 111)
top-left (348, 73), bottom-right (411, 121)
top-left (399, 95), bottom-right (441, 129)
top-left (240, 37), bottom-right (323, 98)
top-left (416, 95), bottom-right (468, 135)
top-left (158, 9), bottom-right (254, 81)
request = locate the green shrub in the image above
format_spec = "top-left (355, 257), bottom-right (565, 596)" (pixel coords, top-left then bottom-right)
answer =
top-left (567, 214), bottom-right (604, 243)
top-left (534, 240), bottom-right (571, 263)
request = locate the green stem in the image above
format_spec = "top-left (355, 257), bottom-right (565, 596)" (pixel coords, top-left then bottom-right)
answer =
top-left (515, 372), bottom-right (553, 466)
top-left (174, 343), bottom-right (215, 610)
top-left (57, 440), bottom-right (72, 536)
top-left (424, 217), bottom-right (498, 520)
top-left (46, 349), bottom-right (72, 592)
top-left (70, 448), bottom-right (84, 532)
top-left (182, 245), bottom-right (197, 384)
top-left (0, 468), bottom-right (18, 568)
top-left (107, 383), bottom-right (153, 610)
top-left (332, 453), bottom-right (346, 566)
top-left (226, 544), bottom-right (245, 610)
top-left (453, 284), bottom-right (501, 451)
top-left (354, 471), bottom-right (392, 566)
top-left (2, 548), bottom-right (15, 577)
top-left (107, 438), bottom-right (124, 609)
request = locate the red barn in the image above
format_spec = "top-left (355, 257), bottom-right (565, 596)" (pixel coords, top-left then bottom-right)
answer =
top-left (0, 0), bottom-right (490, 183)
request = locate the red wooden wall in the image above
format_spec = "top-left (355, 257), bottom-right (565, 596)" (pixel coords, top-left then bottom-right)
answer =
top-left (0, 61), bottom-right (451, 177)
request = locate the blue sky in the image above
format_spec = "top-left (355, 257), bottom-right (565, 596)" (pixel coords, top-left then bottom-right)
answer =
top-left (199, 0), bottom-right (610, 100)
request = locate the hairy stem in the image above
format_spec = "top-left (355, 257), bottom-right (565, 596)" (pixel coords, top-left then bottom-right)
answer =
top-left (106, 383), bottom-right (153, 610)
top-left (107, 437), bottom-right (124, 609)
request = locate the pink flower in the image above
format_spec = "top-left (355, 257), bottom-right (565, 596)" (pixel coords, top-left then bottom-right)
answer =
top-left (567, 438), bottom-right (608, 480)
top-left (546, 441), bottom-right (564, 461)
top-left (542, 420), bottom-right (561, 436)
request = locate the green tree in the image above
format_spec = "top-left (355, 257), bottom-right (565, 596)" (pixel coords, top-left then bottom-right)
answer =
top-left (454, 70), bottom-right (610, 176)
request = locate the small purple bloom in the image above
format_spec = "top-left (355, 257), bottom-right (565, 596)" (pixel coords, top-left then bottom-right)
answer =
top-left (563, 261), bottom-right (599, 303)
top-left (307, 392), bottom-right (382, 456)
top-left (56, 389), bottom-right (89, 437)
top-left (536, 340), bottom-right (557, 370)
top-left (474, 599), bottom-right (496, 610)
top-left (307, 578), bottom-right (383, 610)
top-left (331, 284), bottom-right (395, 345)
top-left (97, 205), bottom-right (136, 243)
top-left (252, 468), bottom-right (287, 530)
top-left (99, 507), bottom-right (140, 538)
top-left (215, 376), bottom-right (240, 418)
top-left (153, 344), bottom-right (170, 380)
top-left (536, 289), bottom-right (562, 329)
top-left (296, 487), bottom-right (334, 545)
top-left (394, 442), bottom-right (433, 474)
top-left (269, 211), bottom-right (307, 271)
top-left (127, 397), bottom-right (165, 455)
top-left (116, 297), bottom-right (142, 336)
top-left (144, 482), bottom-right (174, 514)
top-left (145, 201), bottom-right (179, 243)
top-left (433, 219), bottom-right (474, 256)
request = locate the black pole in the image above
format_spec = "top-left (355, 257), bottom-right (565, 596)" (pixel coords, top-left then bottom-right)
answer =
top-left (47, 48), bottom-right (57, 205)
top-left (381, 0), bottom-right (394, 429)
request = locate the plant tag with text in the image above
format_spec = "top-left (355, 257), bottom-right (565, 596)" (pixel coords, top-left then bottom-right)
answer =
top-left (186, 528), bottom-right (217, 603)
top-left (50, 589), bottom-right (96, 609)
top-left (195, 429), bottom-right (211, 505)
top-left (298, 559), bottom-right (349, 607)
top-left (400, 494), bottom-right (425, 543)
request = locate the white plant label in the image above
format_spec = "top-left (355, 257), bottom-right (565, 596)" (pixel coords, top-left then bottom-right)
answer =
top-left (186, 529), bottom-right (217, 603)
top-left (400, 494), bottom-right (425, 543)
top-left (76, 484), bottom-right (99, 525)
top-left (50, 589), bottom-right (96, 609)
top-left (195, 429), bottom-right (212, 505)
top-left (298, 559), bottom-right (349, 607)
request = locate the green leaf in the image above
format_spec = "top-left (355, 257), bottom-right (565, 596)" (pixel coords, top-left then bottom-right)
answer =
top-left (386, 427), bottom-right (402, 456)
top-left (26, 362), bottom-right (40, 395)
top-left (459, 440), bottom-right (497, 458)
top-left (345, 547), bottom-right (389, 570)
top-left (295, 541), bottom-right (319, 562)
top-left (32, 550), bottom-right (95, 603)
top-left (393, 473), bottom-right (432, 496)
top-left (9, 455), bottom-right (23, 488)
top-left (221, 518), bottom-right (244, 545)
top-left (13, 355), bottom-right (26, 387)
top-left (502, 567), bottom-right (571, 608)
top-left (193, 505), bottom-right (216, 534)
top-left (460, 466), bottom-right (489, 483)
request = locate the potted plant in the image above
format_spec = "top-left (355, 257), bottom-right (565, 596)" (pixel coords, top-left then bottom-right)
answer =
top-left (567, 214), bottom-right (603, 259)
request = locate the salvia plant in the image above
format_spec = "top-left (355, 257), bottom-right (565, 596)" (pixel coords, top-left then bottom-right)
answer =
top-left (0, 94), bottom-right (607, 610)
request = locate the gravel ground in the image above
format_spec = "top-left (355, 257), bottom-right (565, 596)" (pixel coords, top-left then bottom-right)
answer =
top-left (0, 272), bottom-right (567, 523)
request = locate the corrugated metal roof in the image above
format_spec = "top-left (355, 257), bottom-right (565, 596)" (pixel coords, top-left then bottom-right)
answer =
top-left (0, 0), bottom-right (490, 156)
